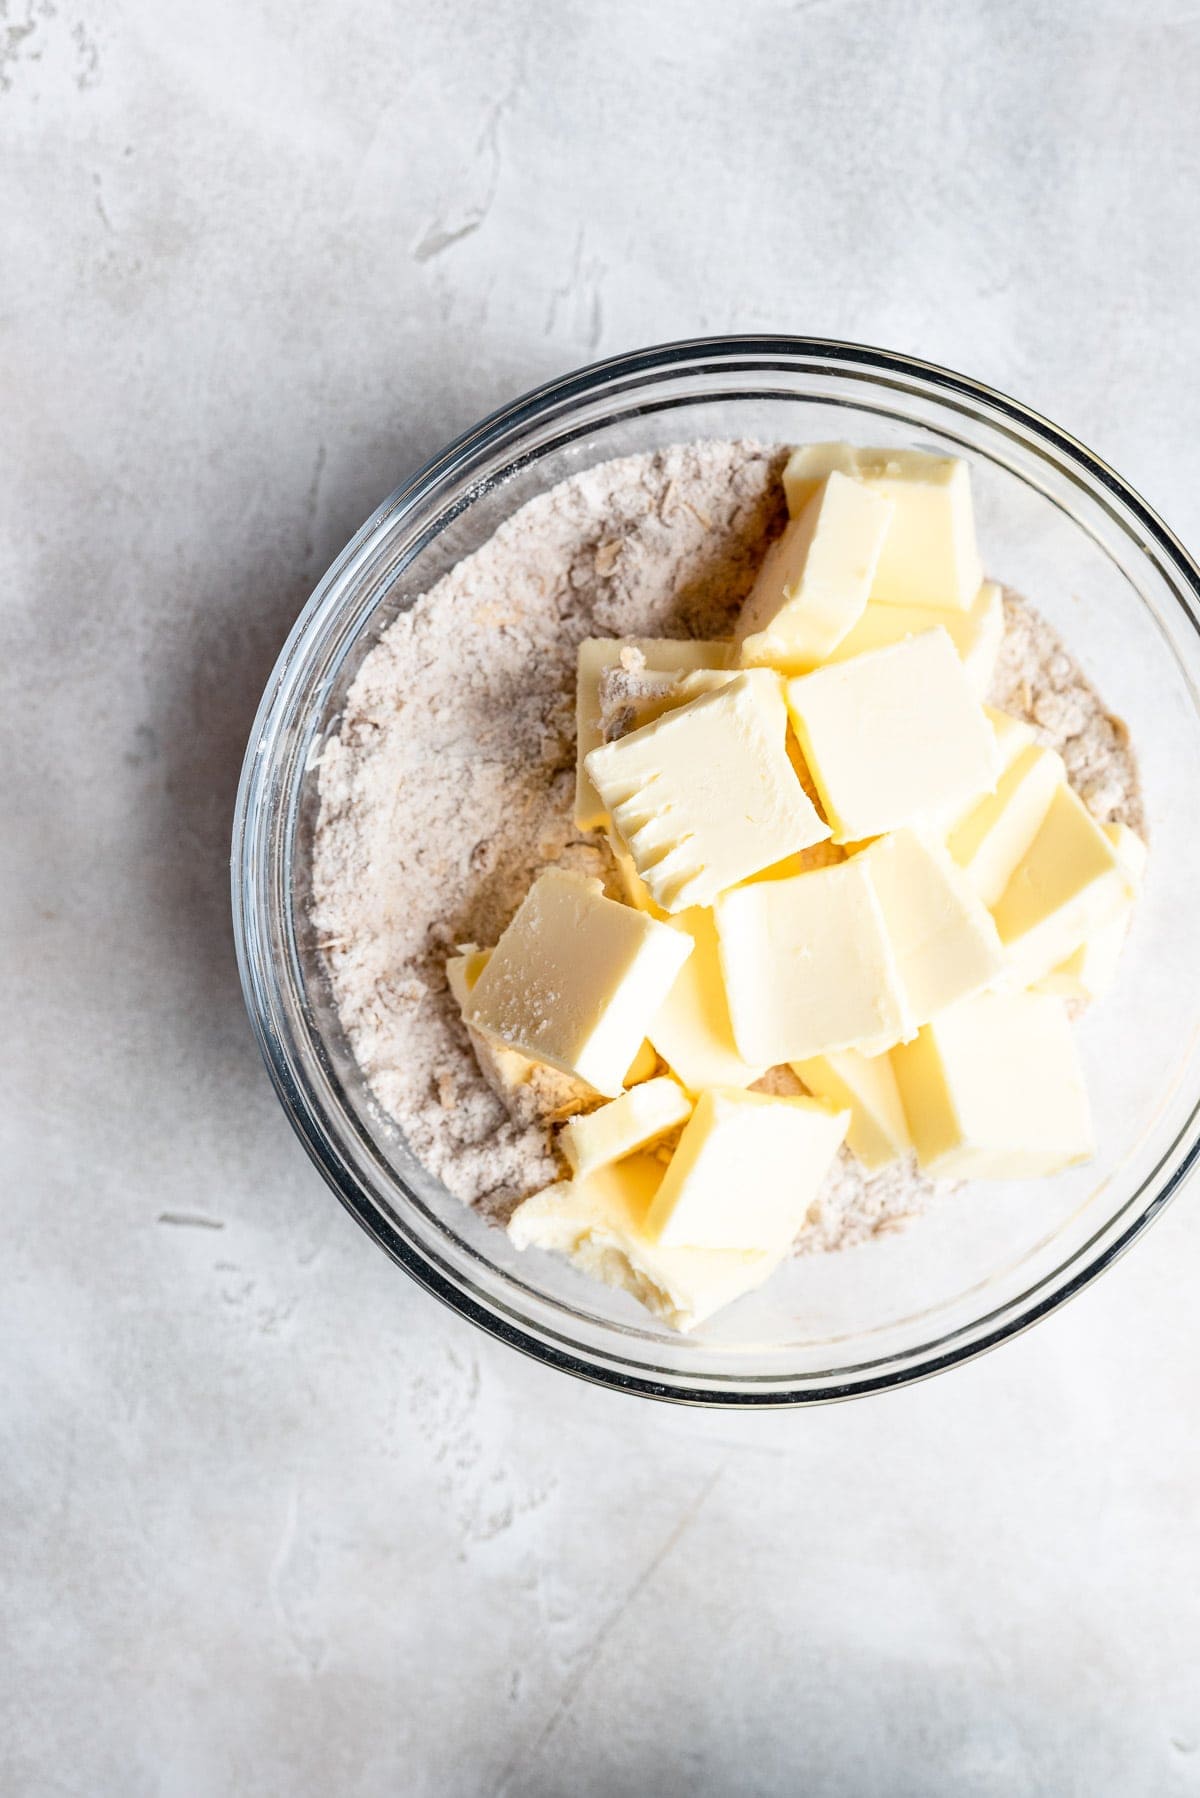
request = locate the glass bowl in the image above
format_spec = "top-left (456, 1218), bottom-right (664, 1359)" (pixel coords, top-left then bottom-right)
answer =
top-left (232, 337), bottom-right (1200, 1406)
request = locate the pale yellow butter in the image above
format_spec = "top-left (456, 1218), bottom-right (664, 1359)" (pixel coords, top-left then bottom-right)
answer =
top-left (785, 630), bottom-right (998, 843)
top-left (586, 670), bottom-right (830, 913)
top-left (559, 1076), bottom-right (692, 1179)
top-left (715, 854), bottom-right (907, 1064)
top-left (862, 830), bottom-right (1006, 1040)
top-left (947, 741), bottom-right (1066, 906)
top-left (606, 832), bottom-right (667, 918)
top-left (574, 637), bottom-right (729, 831)
top-left (647, 907), bottom-right (767, 1094)
top-left (990, 784), bottom-right (1136, 987)
top-left (734, 472), bottom-right (893, 674)
top-left (934, 705), bottom-right (1036, 836)
top-left (508, 1154), bottom-right (784, 1332)
top-left (465, 870), bottom-right (692, 1097)
top-left (987, 706), bottom-right (1037, 771)
top-left (446, 945), bottom-right (596, 1120)
top-left (825, 581), bottom-right (1004, 697)
top-left (782, 444), bottom-right (983, 611)
top-left (624, 1038), bottom-right (660, 1085)
top-left (643, 1088), bottom-right (849, 1252)
top-left (445, 945), bottom-right (492, 1009)
top-left (1109, 820), bottom-right (1147, 877)
top-left (791, 1049), bottom-right (912, 1171)
top-left (740, 849), bottom-right (832, 883)
top-left (600, 666), bottom-right (738, 740)
top-left (781, 442), bottom-right (859, 512)
top-left (447, 942), bottom-right (654, 1105)
top-left (1037, 822), bottom-right (1147, 1001)
top-left (890, 990), bottom-right (1094, 1178)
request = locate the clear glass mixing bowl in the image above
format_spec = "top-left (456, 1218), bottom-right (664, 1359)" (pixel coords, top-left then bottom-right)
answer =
top-left (232, 337), bottom-right (1200, 1405)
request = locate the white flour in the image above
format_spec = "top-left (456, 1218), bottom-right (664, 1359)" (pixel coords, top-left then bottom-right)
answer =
top-left (311, 442), bottom-right (1142, 1248)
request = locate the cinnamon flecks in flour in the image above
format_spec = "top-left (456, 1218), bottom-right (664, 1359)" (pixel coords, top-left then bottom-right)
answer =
top-left (310, 442), bottom-right (1142, 1244)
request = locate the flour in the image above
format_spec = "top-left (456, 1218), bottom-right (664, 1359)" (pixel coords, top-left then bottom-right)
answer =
top-left (989, 594), bottom-right (1145, 837)
top-left (310, 441), bottom-right (1143, 1246)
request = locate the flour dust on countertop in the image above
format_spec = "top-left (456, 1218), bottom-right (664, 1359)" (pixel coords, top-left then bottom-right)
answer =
top-left (310, 441), bottom-right (1143, 1250)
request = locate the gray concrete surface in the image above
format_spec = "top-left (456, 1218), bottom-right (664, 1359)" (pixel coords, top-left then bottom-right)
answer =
top-left (4, 2), bottom-right (1200, 1793)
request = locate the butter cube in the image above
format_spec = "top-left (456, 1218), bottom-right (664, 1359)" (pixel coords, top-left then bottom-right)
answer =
top-left (715, 855), bottom-right (907, 1064)
top-left (987, 706), bottom-right (1037, 771)
top-left (785, 630), bottom-right (997, 843)
top-left (647, 907), bottom-right (767, 1094)
top-left (574, 637), bottom-right (729, 830)
top-left (586, 670), bottom-right (830, 913)
top-left (450, 947), bottom-right (660, 1093)
top-left (606, 832), bottom-right (667, 918)
top-left (948, 742), bottom-right (1066, 906)
top-left (447, 941), bottom-right (654, 1115)
top-left (445, 945), bottom-right (492, 1009)
top-left (934, 705), bottom-right (1036, 837)
top-left (1037, 822), bottom-right (1147, 1001)
top-left (734, 472), bottom-right (894, 674)
top-left (508, 1154), bottom-right (785, 1332)
top-left (447, 944), bottom-right (598, 1122)
top-left (624, 1037), bottom-right (661, 1086)
top-left (644, 1088), bottom-right (849, 1251)
top-left (560, 1076), bottom-right (692, 1179)
top-left (598, 665), bottom-right (738, 741)
top-left (991, 784), bottom-right (1136, 987)
top-left (825, 581), bottom-right (1004, 697)
top-left (890, 991), bottom-right (1094, 1178)
top-left (741, 848), bottom-right (841, 882)
top-left (465, 870), bottom-right (692, 1097)
top-left (862, 830), bottom-right (1006, 1038)
top-left (791, 1049), bottom-right (912, 1171)
top-left (783, 444), bottom-right (983, 611)
top-left (862, 452), bottom-right (983, 611)
top-left (1107, 819), bottom-right (1149, 882)
top-left (781, 442), bottom-right (860, 513)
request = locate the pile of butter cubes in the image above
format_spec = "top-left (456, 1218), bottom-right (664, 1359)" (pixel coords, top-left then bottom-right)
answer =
top-left (446, 446), bottom-right (1145, 1331)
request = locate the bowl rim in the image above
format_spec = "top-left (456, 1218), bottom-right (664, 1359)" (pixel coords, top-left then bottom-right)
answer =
top-left (232, 333), bottom-right (1200, 1407)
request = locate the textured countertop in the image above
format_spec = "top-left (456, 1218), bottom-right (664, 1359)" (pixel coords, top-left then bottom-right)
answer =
top-left (5, 2), bottom-right (1200, 1792)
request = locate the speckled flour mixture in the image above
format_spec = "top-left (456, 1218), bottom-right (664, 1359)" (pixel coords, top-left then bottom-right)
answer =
top-left (311, 442), bottom-right (1143, 1250)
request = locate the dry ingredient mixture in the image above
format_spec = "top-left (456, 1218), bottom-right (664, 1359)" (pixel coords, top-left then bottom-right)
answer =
top-left (311, 442), bottom-right (1143, 1252)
